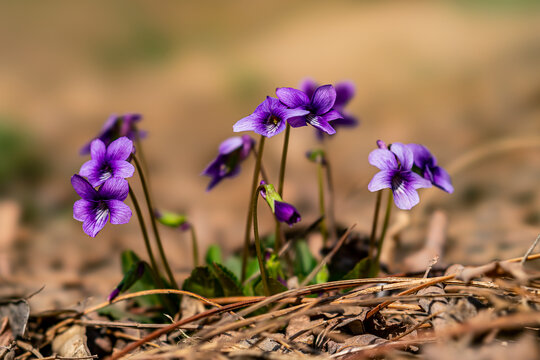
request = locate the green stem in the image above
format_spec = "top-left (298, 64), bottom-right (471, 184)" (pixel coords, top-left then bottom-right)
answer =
top-left (274, 124), bottom-right (291, 252)
top-left (133, 156), bottom-right (178, 289)
top-left (277, 124), bottom-right (291, 196)
top-left (241, 136), bottom-right (266, 282)
top-left (253, 185), bottom-right (270, 297)
top-left (128, 189), bottom-right (176, 314)
top-left (128, 188), bottom-right (161, 281)
top-left (190, 227), bottom-right (199, 267)
top-left (368, 191), bottom-right (383, 262)
top-left (325, 160), bottom-right (337, 245)
top-left (317, 161), bottom-right (328, 247)
top-left (371, 190), bottom-right (393, 276)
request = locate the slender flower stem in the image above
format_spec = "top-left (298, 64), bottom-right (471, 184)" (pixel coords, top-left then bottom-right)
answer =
top-left (190, 227), bottom-right (199, 267)
top-left (371, 190), bottom-right (393, 276)
top-left (274, 123), bottom-right (291, 252)
top-left (368, 191), bottom-right (383, 262)
top-left (241, 136), bottom-right (266, 282)
top-left (317, 160), bottom-right (328, 246)
top-left (128, 189), bottom-right (176, 315)
top-left (128, 188), bottom-right (161, 281)
top-left (325, 160), bottom-right (338, 245)
top-left (133, 156), bottom-right (178, 289)
top-left (253, 185), bottom-right (271, 297)
top-left (277, 124), bottom-right (291, 196)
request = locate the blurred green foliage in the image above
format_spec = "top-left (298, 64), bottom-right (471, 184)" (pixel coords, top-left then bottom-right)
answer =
top-left (0, 119), bottom-right (46, 192)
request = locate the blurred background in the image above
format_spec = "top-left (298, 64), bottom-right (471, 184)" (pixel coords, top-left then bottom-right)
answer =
top-left (0, 0), bottom-right (539, 310)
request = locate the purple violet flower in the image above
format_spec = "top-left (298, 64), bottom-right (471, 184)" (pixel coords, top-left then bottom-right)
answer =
top-left (276, 84), bottom-right (343, 135)
top-left (80, 113), bottom-right (145, 155)
top-left (79, 137), bottom-right (135, 187)
top-left (300, 79), bottom-right (358, 139)
top-left (233, 97), bottom-right (309, 138)
top-left (202, 135), bottom-right (255, 191)
top-left (408, 144), bottom-right (454, 193)
top-left (72, 175), bottom-right (132, 237)
top-left (368, 143), bottom-right (432, 210)
top-left (274, 200), bottom-right (302, 226)
top-left (259, 181), bottom-right (301, 226)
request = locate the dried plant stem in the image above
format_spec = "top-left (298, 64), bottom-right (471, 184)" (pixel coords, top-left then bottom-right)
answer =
top-left (521, 234), bottom-right (540, 266)
top-left (128, 189), bottom-right (162, 284)
top-left (365, 274), bottom-right (456, 319)
top-left (83, 288), bottom-right (221, 315)
top-left (106, 299), bottom-right (261, 360)
top-left (133, 155), bottom-right (177, 289)
top-left (253, 184), bottom-right (271, 297)
top-left (300, 224), bottom-right (356, 287)
top-left (241, 136), bottom-right (266, 282)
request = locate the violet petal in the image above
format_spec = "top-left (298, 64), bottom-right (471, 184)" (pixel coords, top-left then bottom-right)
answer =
top-left (107, 199), bottom-right (132, 224)
top-left (106, 137), bottom-right (133, 161)
top-left (390, 143), bottom-right (414, 170)
top-left (99, 178), bottom-right (129, 201)
top-left (71, 175), bottom-right (98, 200)
top-left (368, 149), bottom-right (398, 170)
top-left (432, 166), bottom-right (454, 193)
top-left (276, 87), bottom-right (310, 109)
top-left (311, 85), bottom-right (336, 115)
top-left (368, 170), bottom-right (393, 192)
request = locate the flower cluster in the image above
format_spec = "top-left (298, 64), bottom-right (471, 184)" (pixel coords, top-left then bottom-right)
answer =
top-left (233, 80), bottom-right (356, 138)
top-left (368, 142), bottom-right (453, 210)
top-left (72, 137), bottom-right (134, 237)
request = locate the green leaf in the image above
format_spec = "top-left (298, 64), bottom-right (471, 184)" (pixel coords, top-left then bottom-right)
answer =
top-left (182, 266), bottom-right (221, 298)
top-left (254, 277), bottom-right (287, 296)
top-left (315, 264), bottom-right (329, 284)
top-left (224, 256), bottom-right (242, 280)
top-left (343, 258), bottom-right (371, 280)
top-left (205, 244), bottom-right (222, 265)
top-left (121, 250), bottom-right (141, 274)
top-left (246, 258), bottom-right (260, 279)
top-left (110, 261), bottom-right (145, 300)
top-left (210, 263), bottom-right (243, 297)
top-left (120, 250), bottom-right (161, 307)
top-left (294, 240), bottom-right (317, 278)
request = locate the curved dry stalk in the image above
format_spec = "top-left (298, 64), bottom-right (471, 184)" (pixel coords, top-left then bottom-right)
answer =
top-left (83, 289), bottom-right (221, 316)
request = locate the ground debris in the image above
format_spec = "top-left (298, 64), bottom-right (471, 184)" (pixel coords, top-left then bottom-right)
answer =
top-left (9, 254), bottom-right (540, 359)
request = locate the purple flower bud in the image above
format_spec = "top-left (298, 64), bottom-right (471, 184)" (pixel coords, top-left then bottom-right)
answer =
top-left (259, 181), bottom-right (301, 226)
top-left (107, 288), bottom-right (120, 302)
top-left (376, 139), bottom-right (387, 149)
top-left (274, 200), bottom-right (301, 226)
top-left (202, 135), bottom-right (255, 191)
